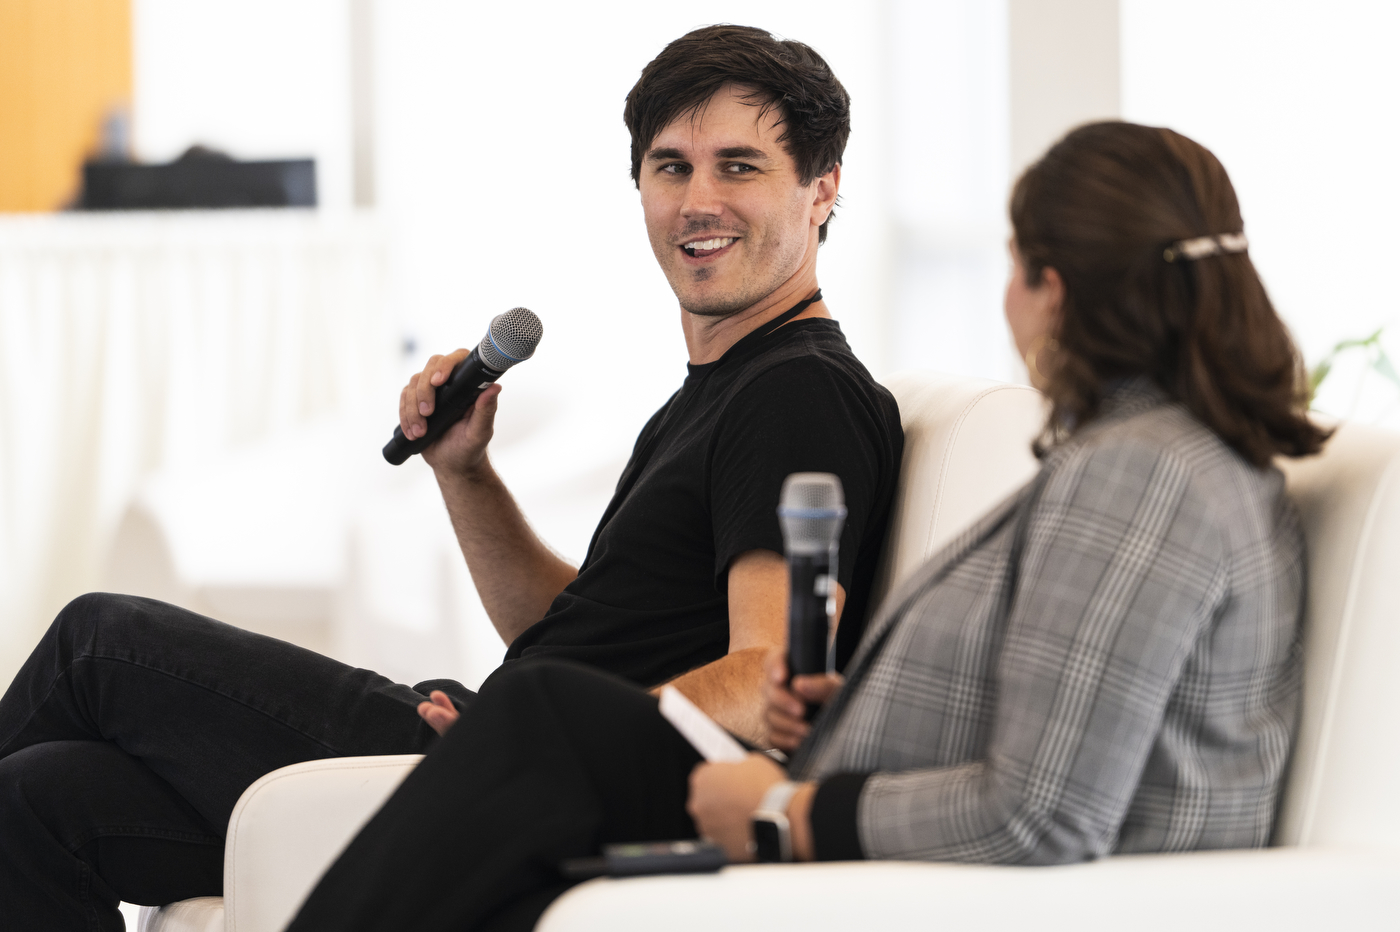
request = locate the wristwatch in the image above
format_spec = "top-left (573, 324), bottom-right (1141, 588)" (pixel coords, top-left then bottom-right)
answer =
top-left (751, 780), bottom-right (800, 863)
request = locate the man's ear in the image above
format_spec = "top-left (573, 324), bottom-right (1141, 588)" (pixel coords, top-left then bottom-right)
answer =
top-left (811, 163), bottom-right (840, 227)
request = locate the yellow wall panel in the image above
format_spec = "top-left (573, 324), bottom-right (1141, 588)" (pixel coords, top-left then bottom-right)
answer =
top-left (0, 0), bottom-right (132, 212)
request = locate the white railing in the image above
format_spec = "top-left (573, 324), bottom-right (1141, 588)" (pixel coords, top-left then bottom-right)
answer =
top-left (0, 211), bottom-right (392, 685)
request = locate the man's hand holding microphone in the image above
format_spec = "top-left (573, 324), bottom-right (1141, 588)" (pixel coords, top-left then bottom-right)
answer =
top-left (381, 308), bottom-right (582, 737)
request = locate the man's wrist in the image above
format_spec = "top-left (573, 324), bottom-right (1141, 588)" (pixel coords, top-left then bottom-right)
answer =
top-left (433, 454), bottom-right (495, 487)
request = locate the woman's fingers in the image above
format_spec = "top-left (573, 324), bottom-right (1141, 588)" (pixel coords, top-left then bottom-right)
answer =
top-left (764, 672), bottom-right (843, 750)
top-left (792, 672), bottom-right (843, 704)
top-left (765, 702), bottom-right (811, 750)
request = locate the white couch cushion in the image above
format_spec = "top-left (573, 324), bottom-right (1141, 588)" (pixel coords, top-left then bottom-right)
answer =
top-left (142, 754), bottom-right (422, 932)
top-left (138, 897), bottom-right (223, 932)
top-left (223, 755), bottom-right (423, 932)
top-left (537, 847), bottom-right (1400, 932)
top-left (1274, 422), bottom-right (1400, 849)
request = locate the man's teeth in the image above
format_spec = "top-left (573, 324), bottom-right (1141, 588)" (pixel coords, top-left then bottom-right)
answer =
top-left (686, 237), bottom-right (736, 251)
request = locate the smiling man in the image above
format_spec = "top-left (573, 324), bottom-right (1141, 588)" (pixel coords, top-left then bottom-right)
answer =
top-left (406, 24), bottom-right (904, 741)
top-left (0, 25), bottom-right (901, 931)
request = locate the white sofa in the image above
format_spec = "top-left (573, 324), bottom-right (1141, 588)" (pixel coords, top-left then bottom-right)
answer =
top-left (141, 371), bottom-right (1400, 931)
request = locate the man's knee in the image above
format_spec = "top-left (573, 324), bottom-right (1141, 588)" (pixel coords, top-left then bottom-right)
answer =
top-left (48, 591), bottom-right (141, 646)
top-left (0, 742), bottom-right (77, 831)
top-left (48, 591), bottom-right (206, 656)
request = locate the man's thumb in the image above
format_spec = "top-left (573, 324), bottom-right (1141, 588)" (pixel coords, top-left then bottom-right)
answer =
top-left (477, 384), bottom-right (502, 420)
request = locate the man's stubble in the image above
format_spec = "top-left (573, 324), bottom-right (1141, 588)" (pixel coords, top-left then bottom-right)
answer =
top-left (656, 216), bottom-right (811, 320)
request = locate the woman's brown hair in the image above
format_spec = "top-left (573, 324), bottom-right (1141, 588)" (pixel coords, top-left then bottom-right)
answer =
top-left (1011, 121), bottom-right (1329, 466)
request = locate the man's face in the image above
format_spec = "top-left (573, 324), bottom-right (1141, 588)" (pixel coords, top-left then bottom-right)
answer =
top-left (640, 84), bottom-right (829, 317)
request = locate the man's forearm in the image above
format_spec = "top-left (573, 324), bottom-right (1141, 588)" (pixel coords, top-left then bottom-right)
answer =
top-left (435, 459), bottom-right (577, 645)
top-left (662, 648), bottom-right (769, 746)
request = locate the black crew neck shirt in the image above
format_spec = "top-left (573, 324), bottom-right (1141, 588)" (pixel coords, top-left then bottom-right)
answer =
top-left (503, 317), bottom-right (904, 687)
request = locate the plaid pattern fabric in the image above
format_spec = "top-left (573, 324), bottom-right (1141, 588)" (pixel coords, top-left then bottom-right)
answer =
top-left (793, 379), bottom-right (1304, 863)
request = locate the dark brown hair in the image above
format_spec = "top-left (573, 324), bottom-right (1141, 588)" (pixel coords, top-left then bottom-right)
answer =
top-left (623, 24), bottom-right (851, 244)
top-left (1011, 121), bottom-right (1329, 466)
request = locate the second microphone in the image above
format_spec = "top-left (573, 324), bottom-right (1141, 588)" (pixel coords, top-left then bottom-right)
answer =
top-left (778, 472), bottom-right (847, 688)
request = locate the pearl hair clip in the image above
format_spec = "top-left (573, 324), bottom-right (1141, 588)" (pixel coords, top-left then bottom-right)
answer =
top-left (1163, 232), bottom-right (1249, 263)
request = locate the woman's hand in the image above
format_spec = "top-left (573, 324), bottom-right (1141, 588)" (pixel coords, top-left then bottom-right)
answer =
top-left (686, 753), bottom-right (780, 862)
top-left (763, 650), bottom-right (843, 752)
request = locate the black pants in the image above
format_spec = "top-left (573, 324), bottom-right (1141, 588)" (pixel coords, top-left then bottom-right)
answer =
top-left (286, 658), bottom-right (703, 932)
top-left (0, 592), bottom-right (472, 931)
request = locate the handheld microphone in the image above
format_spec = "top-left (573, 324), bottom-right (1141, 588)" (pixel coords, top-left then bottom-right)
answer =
top-left (382, 307), bottom-right (543, 465)
top-left (778, 473), bottom-right (846, 691)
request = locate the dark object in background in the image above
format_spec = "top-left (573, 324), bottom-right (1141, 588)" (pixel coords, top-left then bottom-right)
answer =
top-left (79, 145), bottom-right (316, 210)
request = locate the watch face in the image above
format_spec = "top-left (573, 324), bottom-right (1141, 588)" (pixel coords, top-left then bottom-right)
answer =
top-left (753, 818), bottom-right (784, 863)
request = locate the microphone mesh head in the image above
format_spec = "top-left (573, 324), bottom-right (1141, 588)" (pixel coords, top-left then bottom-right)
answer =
top-left (479, 307), bottom-right (543, 370)
top-left (778, 472), bottom-right (847, 554)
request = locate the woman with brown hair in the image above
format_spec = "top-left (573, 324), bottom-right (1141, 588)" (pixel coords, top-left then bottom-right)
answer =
top-left (1006, 121), bottom-right (1325, 464)
top-left (283, 122), bottom-right (1328, 930)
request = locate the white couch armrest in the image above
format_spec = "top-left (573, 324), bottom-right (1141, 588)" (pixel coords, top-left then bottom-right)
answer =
top-left (538, 846), bottom-right (1400, 932)
top-left (223, 754), bottom-right (422, 932)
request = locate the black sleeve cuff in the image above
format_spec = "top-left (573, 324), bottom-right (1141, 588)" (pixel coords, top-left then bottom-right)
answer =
top-left (810, 772), bottom-right (871, 861)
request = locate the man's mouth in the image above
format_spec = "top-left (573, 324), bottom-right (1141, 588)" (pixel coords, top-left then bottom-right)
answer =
top-left (681, 237), bottom-right (738, 258)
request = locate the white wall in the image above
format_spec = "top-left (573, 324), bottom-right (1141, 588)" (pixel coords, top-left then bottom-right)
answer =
top-left (885, 0), bottom-right (1014, 382)
top-left (1008, 0), bottom-right (1119, 178)
top-left (1122, 0), bottom-right (1400, 424)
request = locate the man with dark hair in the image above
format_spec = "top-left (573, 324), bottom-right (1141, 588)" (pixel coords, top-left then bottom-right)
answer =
top-left (0, 25), bottom-right (902, 930)
top-left (624, 24), bottom-right (850, 246)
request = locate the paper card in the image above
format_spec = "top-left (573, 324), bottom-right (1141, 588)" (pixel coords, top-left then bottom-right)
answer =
top-left (658, 686), bottom-right (748, 763)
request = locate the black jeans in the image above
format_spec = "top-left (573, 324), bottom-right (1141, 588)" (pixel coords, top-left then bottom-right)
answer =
top-left (286, 658), bottom-right (703, 932)
top-left (0, 592), bottom-right (470, 931)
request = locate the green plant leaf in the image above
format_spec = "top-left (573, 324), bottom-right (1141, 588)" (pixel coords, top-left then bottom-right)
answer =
top-left (1372, 348), bottom-right (1400, 389)
top-left (1309, 359), bottom-right (1332, 400)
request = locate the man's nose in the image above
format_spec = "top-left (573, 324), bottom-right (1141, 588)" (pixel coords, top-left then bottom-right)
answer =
top-left (679, 171), bottom-right (724, 218)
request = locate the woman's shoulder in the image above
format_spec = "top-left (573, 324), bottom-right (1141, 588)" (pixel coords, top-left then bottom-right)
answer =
top-left (1093, 394), bottom-right (1276, 473)
top-left (1052, 393), bottom-right (1293, 553)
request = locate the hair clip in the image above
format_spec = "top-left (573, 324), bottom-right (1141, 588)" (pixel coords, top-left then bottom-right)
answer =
top-left (1163, 232), bottom-right (1248, 263)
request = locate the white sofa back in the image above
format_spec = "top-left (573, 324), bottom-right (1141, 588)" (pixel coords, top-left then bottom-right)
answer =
top-left (1274, 422), bottom-right (1400, 851)
top-left (872, 372), bottom-right (1043, 603)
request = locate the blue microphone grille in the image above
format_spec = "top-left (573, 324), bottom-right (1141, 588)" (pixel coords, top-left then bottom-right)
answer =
top-left (778, 472), bottom-right (846, 553)
top-left (479, 307), bottom-right (543, 370)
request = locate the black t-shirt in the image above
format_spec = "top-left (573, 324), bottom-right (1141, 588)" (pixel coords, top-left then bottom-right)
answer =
top-left (503, 317), bottom-right (904, 687)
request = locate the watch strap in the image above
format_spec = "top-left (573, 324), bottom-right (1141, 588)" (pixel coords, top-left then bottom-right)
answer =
top-left (756, 780), bottom-right (800, 819)
top-left (751, 780), bottom-right (800, 863)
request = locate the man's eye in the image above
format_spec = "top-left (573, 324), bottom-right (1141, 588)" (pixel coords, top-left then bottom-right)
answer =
top-left (661, 163), bottom-right (691, 175)
top-left (725, 163), bottom-right (757, 174)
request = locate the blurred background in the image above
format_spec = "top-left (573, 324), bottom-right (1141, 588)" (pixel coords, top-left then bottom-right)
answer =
top-left (2, 0), bottom-right (1398, 702)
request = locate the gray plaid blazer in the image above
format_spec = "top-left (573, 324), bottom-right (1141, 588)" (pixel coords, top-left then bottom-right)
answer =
top-left (791, 378), bottom-right (1304, 863)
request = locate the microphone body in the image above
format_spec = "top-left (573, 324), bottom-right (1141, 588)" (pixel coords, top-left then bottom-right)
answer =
top-left (383, 307), bottom-right (542, 465)
top-left (778, 473), bottom-right (847, 688)
top-left (786, 550), bottom-right (832, 677)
